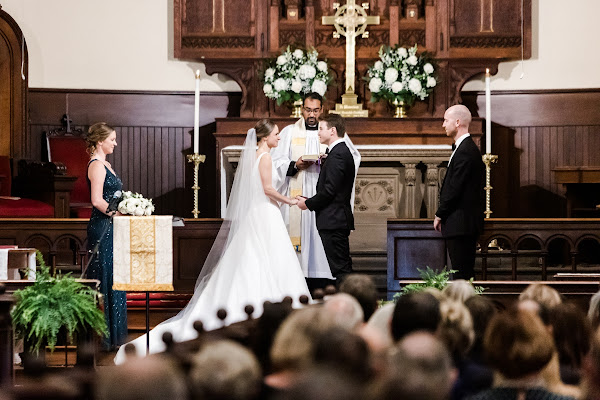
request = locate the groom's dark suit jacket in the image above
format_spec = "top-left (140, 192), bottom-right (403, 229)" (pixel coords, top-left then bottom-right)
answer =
top-left (436, 135), bottom-right (485, 238)
top-left (305, 141), bottom-right (355, 230)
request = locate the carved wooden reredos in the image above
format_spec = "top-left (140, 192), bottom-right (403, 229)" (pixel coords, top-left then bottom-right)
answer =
top-left (174, 0), bottom-right (531, 117)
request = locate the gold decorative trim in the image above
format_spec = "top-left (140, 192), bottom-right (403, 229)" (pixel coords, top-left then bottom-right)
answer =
top-left (113, 283), bottom-right (174, 292)
top-left (130, 217), bottom-right (156, 285)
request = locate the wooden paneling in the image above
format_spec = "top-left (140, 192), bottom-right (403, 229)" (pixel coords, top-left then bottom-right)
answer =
top-left (388, 218), bottom-right (600, 298)
top-left (28, 89), bottom-right (242, 218)
top-left (0, 8), bottom-right (28, 158)
top-left (463, 89), bottom-right (600, 218)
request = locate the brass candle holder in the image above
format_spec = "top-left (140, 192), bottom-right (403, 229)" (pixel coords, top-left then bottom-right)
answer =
top-left (187, 153), bottom-right (206, 218)
top-left (482, 153), bottom-right (498, 219)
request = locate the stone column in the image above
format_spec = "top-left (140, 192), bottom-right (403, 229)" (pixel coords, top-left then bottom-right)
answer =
top-left (425, 163), bottom-right (440, 218)
top-left (403, 163), bottom-right (418, 218)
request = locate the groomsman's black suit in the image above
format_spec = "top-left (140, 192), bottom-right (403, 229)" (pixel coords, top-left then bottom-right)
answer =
top-left (305, 140), bottom-right (355, 282)
top-left (436, 135), bottom-right (485, 279)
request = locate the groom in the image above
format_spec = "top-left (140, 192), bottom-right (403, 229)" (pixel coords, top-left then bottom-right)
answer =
top-left (297, 113), bottom-right (355, 284)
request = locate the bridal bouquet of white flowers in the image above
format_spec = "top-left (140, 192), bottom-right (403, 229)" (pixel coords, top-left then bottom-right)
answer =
top-left (365, 44), bottom-right (437, 107)
top-left (262, 46), bottom-right (333, 105)
top-left (118, 191), bottom-right (155, 216)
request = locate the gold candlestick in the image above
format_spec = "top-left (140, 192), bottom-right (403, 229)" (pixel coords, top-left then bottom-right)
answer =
top-left (187, 153), bottom-right (206, 218)
top-left (482, 153), bottom-right (498, 219)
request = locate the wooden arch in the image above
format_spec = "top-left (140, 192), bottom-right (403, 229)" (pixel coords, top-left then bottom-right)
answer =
top-left (0, 5), bottom-right (28, 158)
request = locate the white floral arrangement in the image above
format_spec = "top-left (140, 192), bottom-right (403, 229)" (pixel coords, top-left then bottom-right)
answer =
top-left (118, 191), bottom-right (155, 216)
top-left (262, 46), bottom-right (333, 105)
top-left (366, 44), bottom-right (437, 107)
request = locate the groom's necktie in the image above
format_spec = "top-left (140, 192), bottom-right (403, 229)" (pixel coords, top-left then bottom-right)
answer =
top-left (325, 148), bottom-right (330, 155)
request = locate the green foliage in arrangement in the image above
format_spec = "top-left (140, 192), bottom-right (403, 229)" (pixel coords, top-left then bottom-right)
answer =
top-left (393, 266), bottom-right (484, 301)
top-left (11, 251), bottom-right (107, 354)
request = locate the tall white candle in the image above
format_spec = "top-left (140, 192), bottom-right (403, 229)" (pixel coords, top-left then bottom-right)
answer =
top-left (193, 69), bottom-right (200, 154)
top-left (485, 68), bottom-right (491, 154)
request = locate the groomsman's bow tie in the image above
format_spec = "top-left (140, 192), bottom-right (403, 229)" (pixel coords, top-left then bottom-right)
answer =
top-left (451, 143), bottom-right (456, 151)
top-left (325, 148), bottom-right (330, 154)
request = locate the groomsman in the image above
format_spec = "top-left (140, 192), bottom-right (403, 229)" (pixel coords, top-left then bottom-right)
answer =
top-left (434, 105), bottom-right (485, 279)
top-left (297, 113), bottom-right (356, 284)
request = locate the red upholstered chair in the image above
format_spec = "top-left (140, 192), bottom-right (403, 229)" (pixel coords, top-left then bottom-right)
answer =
top-left (46, 127), bottom-right (93, 218)
top-left (0, 156), bottom-right (54, 218)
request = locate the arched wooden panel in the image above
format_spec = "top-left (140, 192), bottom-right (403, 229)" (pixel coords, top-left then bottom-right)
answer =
top-left (0, 6), bottom-right (28, 158)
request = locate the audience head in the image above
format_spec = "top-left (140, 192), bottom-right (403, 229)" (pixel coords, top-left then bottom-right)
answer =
top-left (549, 302), bottom-right (591, 370)
top-left (254, 118), bottom-right (277, 143)
top-left (371, 332), bottom-right (455, 400)
top-left (582, 327), bottom-right (600, 400)
top-left (442, 279), bottom-right (476, 303)
top-left (270, 306), bottom-right (339, 372)
top-left (86, 122), bottom-right (115, 156)
top-left (519, 283), bottom-right (562, 310)
top-left (189, 340), bottom-right (262, 400)
top-left (438, 299), bottom-right (475, 363)
top-left (484, 309), bottom-right (554, 380)
top-left (589, 290), bottom-right (600, 330)
top-left (391, 291), bottom-right (441, 342)
top-left (323, 293), bottom-right (364, 330)
top-left (313, 327), bottom-right (372, 381)
top-left (278, 368), bottom-right (364, 400)
top-left (518, 298), bottom-right (552, 326)
top-left (95, 355), bottom-right (187, 400)
top-left (339, 274), bottom-right (378, 321)
top-left (464, 295), bottom-right (497, 357)
top-left (365, 303), bottom-right (395, 348)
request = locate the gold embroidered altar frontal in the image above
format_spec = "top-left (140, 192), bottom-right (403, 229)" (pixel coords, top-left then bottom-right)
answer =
top-left (112, 215), bottom-right (174, 291)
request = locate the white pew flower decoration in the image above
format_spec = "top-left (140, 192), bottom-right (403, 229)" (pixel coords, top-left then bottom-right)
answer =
top-left (365, 44), bottom-right (437, 117)
top-left (118, 191), bottom-right (155, 216)
top-left (262, 46), bottom-right (333, 106)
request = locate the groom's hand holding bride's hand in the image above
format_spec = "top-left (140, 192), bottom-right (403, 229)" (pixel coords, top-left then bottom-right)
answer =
top-left (296, 196), bottom-right (308, 210)
top-left (289, 197), bottom-right (299, 206)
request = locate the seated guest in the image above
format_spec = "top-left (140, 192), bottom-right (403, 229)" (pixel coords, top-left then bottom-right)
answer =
top-left (442, 279), bottom-right (477, 303)
top-left (339, 274), bottom-right (378, 321)
top-left (549, 303), bottom-right (592, 385)
top-left (468, 309), bottom-right (575, 400)
top-left (519, 283), bottom-right (563, 310)
top-left (518, 300), bottom-right (581, 398)
top-left (588, 290), bottom-right (600, 330)
top-left (581, 327), bottom-right (600, 400)
top-left (391, 291), bottom-right (441, 342)
top-left (366, 303), bottom-right (395, 348)
top-left (323, 293), bottom-right (364, 331)
top-left (95, 354), bottom-right (188, 400)
top-left (437, 299), bottom-right (474, 364)
top-left (313, 327), bottom-right (372, 383)
top-left (370, 332), bottom-right (456, 400)
top-left (188, 340), bottom-right (262, 400)
top-left (452, 296), bottom-right (496, 399)
top-left (277, 368), bottom-right (365, 400)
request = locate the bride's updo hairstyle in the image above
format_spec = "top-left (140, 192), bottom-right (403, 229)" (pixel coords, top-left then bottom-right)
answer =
top-left (254, 119), bottom-right (276, 143)
top-left (86, 122), bottom-right (115, 156)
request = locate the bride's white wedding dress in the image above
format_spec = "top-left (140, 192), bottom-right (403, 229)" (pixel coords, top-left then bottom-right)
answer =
top-left (115, 130), bottom-right (311, 364)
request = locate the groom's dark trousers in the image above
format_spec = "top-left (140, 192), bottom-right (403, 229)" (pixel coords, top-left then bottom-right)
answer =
top-left (305, 141), bottom-right (355, 284)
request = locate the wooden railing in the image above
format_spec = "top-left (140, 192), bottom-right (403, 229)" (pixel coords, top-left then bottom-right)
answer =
top-left (388, 219), bottom-right (600, 294)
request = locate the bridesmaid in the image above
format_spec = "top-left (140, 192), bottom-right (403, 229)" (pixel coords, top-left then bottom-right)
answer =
top-left (86, 122), bottom-right (127, 350)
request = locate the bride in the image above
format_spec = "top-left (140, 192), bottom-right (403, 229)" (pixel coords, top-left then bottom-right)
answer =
top-left (115, 119), bottom-right (311, 363)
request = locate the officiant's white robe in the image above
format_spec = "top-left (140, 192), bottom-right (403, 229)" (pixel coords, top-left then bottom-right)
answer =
top-left (271, 118), bottom-right (361, 279)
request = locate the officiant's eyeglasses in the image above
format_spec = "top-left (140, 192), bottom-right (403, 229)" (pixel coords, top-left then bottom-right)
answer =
top-left (303, 107), bottom-right (322, 115)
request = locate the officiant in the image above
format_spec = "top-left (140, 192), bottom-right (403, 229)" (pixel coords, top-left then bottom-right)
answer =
top-left (271, 93), bottom-right (361, 288)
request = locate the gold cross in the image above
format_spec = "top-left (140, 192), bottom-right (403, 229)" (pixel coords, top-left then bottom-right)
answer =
top-left (322, 1), bottom-right (380, 94)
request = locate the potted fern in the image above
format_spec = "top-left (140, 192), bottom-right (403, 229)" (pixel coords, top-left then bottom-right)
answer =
top-left (393, 267), bottom-right (484, 301)
top-left (11, 251), bottom-right (107, 356)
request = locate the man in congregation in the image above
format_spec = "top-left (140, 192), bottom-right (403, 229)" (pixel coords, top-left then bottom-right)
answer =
top-left (434, 104), bottom-right (485, 280)
top-left (272, 93), bottom-right (360, 288)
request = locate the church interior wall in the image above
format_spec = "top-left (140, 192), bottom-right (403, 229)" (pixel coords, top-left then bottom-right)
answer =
top-left (2, 0), bottom-right (599, 220)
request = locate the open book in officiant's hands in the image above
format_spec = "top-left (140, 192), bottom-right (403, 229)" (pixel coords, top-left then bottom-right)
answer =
top-left (302, 154), bottom-right (320, 162)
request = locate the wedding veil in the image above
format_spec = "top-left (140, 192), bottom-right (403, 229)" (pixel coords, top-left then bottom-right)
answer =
top-left (164, 127), bottom-right (266, 324)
